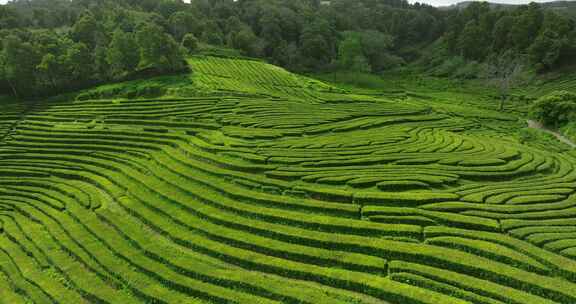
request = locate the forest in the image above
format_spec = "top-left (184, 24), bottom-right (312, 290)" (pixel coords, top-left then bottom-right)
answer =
top-left (0, 0), bottom-right (575, 98)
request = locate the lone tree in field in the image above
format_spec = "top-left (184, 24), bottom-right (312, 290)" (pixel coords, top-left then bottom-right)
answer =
top-left (485, 52), bottom-right (530, 111)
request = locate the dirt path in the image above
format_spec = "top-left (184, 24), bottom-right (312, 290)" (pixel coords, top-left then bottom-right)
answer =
top-left (527, 120), bottom-right (576, 148)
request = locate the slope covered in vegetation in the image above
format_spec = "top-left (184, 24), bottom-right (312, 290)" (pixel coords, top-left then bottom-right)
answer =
top-left (0, 56), bottom-right (575, 303)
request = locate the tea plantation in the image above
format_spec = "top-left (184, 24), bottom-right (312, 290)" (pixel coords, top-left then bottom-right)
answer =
top-left (0, 56), bottom-right (576, 304)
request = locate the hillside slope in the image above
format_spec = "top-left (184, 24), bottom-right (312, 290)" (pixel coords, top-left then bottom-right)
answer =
top-left (0, 57), bottom-right (575, 303)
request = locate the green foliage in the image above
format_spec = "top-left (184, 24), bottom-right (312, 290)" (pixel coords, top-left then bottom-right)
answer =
top-left (337, 32), bottom-right (368, 72)
top-left (228, 26), bottom-right (262, 58)
top-left (530, 91), bottom-right (576, 129)
top-left (359, 30), bottom-right (401, 72)
top-left (168, 11), bottom-right (197, 41)
top-left (37, 53), bottom-right (59, 88)
top-left (440, 2), bottom-right (575, 73)
top-left (529, 30), bottom-right (564, 71)
top-left (300, 18), bottom-right (338, 70)
top-left (63, 42), bottom-right (92, 82)
top-left (1, 0), bottom-right (575, 94)
top-left (0, 6), bottom-right (188, 98)
top-left (181, 33), bottom-right (199, 54)
top-left (107, 30), bottom-right (139, 78)
top-left (136, 23), bottom-right (168, 70)
top-left (0, 5), bottom-right (20, 28)
top-left (71, 12), bottom-right (103, 48)
top-left (458, 21), bottom-right (487, 61)
top-left (2, 34), bottom-right (40, 97)
top-left (562, 121), bottom-right (576, 145)
top-left (431, 57), bottom-right (485, 80)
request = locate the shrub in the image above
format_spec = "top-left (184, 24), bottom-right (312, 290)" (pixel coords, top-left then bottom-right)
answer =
top-left (530, 91), bottom-right (576, 129)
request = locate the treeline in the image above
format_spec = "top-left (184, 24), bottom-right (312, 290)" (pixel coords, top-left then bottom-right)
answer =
top-left (0, 1), bottom-right (189, 98)
top-left (427, 2), bottom-right (576, 76)
top-left (1, 0), bottom-right (576, 98)
top-left (420, 2), bottom-right (576, 78)
top-left (0, 0), bottom-right (445, 98)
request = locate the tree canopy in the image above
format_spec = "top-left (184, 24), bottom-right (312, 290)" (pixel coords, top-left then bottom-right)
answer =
top-left (0, 0), bottom-right (575, 98)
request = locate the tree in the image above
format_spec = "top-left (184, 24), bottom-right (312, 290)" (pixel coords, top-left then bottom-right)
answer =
top-left (510, 3), bottom-right (543, 51)
top-left (71, 12), bottom-right (103, 48)
top-left (337, 32), bottom-right (364, 70)
top-left (336, 32), bottom-right (371, 83)
top-left (258, 9), bottom-right (284, 54)
top-left (351, 54), bottom-right (371, 74)
top-left (0, 6), bottom-right (20, 29)
top-left (156, 0), bottom-right (187, 18)
top-left (181, 33), bottom-right (199, 54)
top-left (458, 21), bottom-right (487, 60)
top-left (107, 29), bottom-right (139, 78)
top-left (201, 20), bottom-right (224, 45)
top-left (359, 30), bottom-right (397, 72)
top-left (530, 91), bottom-right (576, 129)
top-left (63, 42), bottom-right (92, 84)
top-left (300, 18), bottom-right (337, 69)
top-left (0, 53), bottom-right (9, 96)
top-left (485, 52), bottom-right (529, 111)
top-left (229, 26), bottom-right (262, 57)
top-left (94, 45), bottom-right (109, 80)
top-left (2, 35), bottom-right (40, 98)
top-left (168, 11), bottom-right (196, 41)
top-left (136, 22), bottom-right (185, 73)
top-left (492, 16), bottom-right (514, 53)
top-left (162, 35), bottom-right (186, 72)
top-left (272, 41), bottom-right (300, 71)
top-left (37, 53), bottom-right (59, 90)
top-left (529, 30), bottom-right (563, 71)
top-left (136, 22), bottom-right (167, 70)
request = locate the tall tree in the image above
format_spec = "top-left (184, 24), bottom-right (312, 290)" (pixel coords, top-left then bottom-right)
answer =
top-left (229, 26), bottom-right (262, 57)
top-left (136, 22), bottom-right (167, 70)
top-left (181, 33), bottom-right (199, 54)
top-left (71, 12), bottom-right (103, 48)
top-left (136, 22), bottom-right (185, 73)
top-left (2, 35), bottom-right (40, 97)
top-left (63, 42), bottom-right (92, 83)
top-left (337, 32), bottom-right (364, 70)
top-left (529, 30), bottom-right (563, 71)
top-left (0, 6), bottom-right (21, 29)
top-left (37, 53), bottom-right (59, 90)
top-left (458, 21), bottom-right (487, 60)
top-left (359, 30), bottom-right (396, 72)
top-left (300, 18), bottom-right (337, 69)
top-left (168, 11), bottom-right (196, 41)
top-left (107, 29), bottom-right (139, 78)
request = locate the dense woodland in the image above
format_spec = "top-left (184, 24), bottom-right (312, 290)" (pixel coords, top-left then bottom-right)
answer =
top-left (0, 0), bottom-right (576, 98)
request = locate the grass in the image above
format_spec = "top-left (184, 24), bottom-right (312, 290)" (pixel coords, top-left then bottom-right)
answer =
top-left (0, 56), bottom-right (575, 303)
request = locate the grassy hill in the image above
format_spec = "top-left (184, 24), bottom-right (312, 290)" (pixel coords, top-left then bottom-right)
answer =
top-left (0, 56), bottom-right (575, 303)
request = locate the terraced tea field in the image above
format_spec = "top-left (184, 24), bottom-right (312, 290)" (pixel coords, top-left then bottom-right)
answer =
top-left (1, 56), bottom-right (576, 303)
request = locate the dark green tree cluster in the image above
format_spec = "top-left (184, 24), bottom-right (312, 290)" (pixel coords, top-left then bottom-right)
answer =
top-left (443, 2), bottom-right (576, 71)
top-left (0, 4), bottom-right (187, 98)
top-left (337, 30), bottom-right (404, 74)
top-left (231, 0), bottom-right (441, 71)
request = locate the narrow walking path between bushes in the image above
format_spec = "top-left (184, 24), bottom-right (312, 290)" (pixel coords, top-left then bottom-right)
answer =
top-left (527, 119), bottom-right (576, 148)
